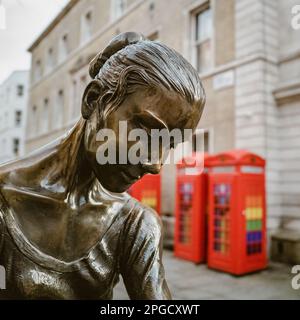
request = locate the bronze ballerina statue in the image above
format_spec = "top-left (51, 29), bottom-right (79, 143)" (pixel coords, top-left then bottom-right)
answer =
top-left (0, 32), bottom-right (205, 299)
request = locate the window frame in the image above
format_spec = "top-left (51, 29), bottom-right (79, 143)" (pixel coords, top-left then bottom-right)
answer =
top-left (41, 98), bottom-right (50, 134)
top-left (46, 47), bottom-right (55, 73)
top-left (13, 138), bottom-right (20, 156)
top-left (111, 0), bottom-right (127, 21)
top-left (31, 105), bottom-right (38, 137)
top-left (69, 65), bottom-right (89, 123)
top-left (34, 59), bottom-right (42, 82)
top-left (58, 32), bottom-right (70, 63)
top-left (17, 84), bottom-right (24, 97)
top-left (15, 110), bottom-right (22, 127)
top-left (52, 89), bottom-right (64, 130)
top-left (80, 7), bottom-right (93, 45)
top-left (186, 0), bottom-right (215, 75)
top-left (192, 127), bottom-right (214, 153)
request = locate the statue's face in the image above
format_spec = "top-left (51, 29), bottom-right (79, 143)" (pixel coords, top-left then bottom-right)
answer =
top-left (84, 87), bottom-right (202, 193)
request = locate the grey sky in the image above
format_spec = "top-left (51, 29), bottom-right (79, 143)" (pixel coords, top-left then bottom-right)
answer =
top-left (0, 0), bottom-right (69, 84)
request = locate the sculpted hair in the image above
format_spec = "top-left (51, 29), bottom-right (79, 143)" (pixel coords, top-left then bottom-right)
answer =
top-left (88, 32), bottom-right (205, 120)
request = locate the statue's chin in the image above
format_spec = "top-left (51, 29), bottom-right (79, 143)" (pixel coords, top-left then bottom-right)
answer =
top-left (93, 166), bottom-right (133, 194)
top-left (100, 179), bottom-right (130, 194)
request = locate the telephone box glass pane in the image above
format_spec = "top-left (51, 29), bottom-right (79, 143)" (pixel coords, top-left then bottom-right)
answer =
top-left (213, 183), bottom-right (231, 255)
top-left (179, 182), bottom-right (193, 245)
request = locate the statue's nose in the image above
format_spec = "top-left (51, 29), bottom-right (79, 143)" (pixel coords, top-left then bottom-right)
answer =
top-left (141, 162), bottom-right (162, 175)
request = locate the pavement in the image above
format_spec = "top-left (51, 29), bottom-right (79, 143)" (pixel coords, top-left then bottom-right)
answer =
top-left (113, 249), bottom-right (300, 300)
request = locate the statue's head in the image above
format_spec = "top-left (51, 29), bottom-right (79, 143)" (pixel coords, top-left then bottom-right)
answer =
top-left (81, 32), bottom-right (205, 193)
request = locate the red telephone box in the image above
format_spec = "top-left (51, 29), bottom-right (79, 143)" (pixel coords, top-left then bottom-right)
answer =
top-left (129, 174), bottom-right (161, 214)
top-left (174, 153), bottom-right (210, 263)
top-left (207, 150), bottom-right (267, 275)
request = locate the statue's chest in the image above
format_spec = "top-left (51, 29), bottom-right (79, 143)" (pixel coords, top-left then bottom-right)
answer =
top-left (0, 227), bottom-right (119, 299)
top-left (4, 191), bottom-right (121, 261)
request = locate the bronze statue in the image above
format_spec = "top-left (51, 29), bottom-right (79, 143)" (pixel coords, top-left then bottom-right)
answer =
top-left (0, 32), bottom-right (205, 299)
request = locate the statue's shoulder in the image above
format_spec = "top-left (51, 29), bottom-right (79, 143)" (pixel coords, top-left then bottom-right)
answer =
top-left (0, 158), bottom-right (31, 195)
top-left (0, 161), bottom-right (22, 219)
top-left (0, 161), bottom-right (16, 204)
top-left (118, 197), bottom-right (163, 268)
top-left (0, 154), bottom-right (37, 186)
top-left (123, 196), bottom-right (162, 237)
top-left (0, 159), bottom-right (20, 184)
top-left (0, 141), bottom-right (59, 197)
top-left (0, 157), bottom-right (49, 210)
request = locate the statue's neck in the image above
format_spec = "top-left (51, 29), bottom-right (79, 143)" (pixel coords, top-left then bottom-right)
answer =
top-left (48, 118), bottom-right (97, 202)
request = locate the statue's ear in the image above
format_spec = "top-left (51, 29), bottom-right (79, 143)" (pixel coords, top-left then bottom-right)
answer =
top-left (81, 80), bottom-right (102, 119)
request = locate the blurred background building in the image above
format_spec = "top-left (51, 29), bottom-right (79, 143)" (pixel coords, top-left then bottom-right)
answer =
top-left (1, 0), bottom-right (299, 257)
top-left (0, 70), bottom-right (29, 163)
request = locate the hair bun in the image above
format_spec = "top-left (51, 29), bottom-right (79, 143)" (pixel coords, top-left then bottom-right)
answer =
top-left (89, 32), bottom-right (145, 78)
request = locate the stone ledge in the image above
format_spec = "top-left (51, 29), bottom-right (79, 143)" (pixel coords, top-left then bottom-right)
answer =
top-left (273, 81), bottom-right (300, 105)
top-left (271, 229), bottom-right (300, 264)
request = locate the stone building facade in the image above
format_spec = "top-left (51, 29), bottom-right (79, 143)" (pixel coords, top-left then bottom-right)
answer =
top-left (0, 70), bottom-right (29, 164)
top-left (25, 0), bottom-right (300, 235)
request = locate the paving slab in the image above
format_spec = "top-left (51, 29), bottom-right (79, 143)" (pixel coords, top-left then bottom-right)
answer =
top-left (113, 250), bottom-right (300, 300)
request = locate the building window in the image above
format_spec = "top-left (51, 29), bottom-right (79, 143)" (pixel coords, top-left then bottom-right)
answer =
top-left (111, 0), bottom-right (126, 20)
top-left (41, 98), bottom-right (49, 134)
top-left (53, 90), bottom-right (64, 130)
top-left (203, 130), bottom-right (210, 152)
top-left (15, 110), bottom-right (22, 127)
top-left (80, 75), bottom-right (88, 91)
top-left (17, 85), bottom-right (24, 96)
top-left (79, 75), bottom-right (88, 107)
top-left (80, 10), bottom-right (93, 44)
top-left (193, 129), bottom-right (211, 153)
top-left (46, 47), bottom-right (55, 72)
top-left (194, 6), bottom-right (212, 73)
top-left (59, 33), bottom-right (69, 62)
top-left (35, 60), bottom-right (42, 81)
top-left (31, 105), bottom-right (38, 136)
top-left (13, 138), bottom-right (20, 156)
top-left (71, 80), bottom-right (78, 119)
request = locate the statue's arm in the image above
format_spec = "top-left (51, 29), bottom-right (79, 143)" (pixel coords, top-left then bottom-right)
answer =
top-left (119, 206), bottom-right (171, 300)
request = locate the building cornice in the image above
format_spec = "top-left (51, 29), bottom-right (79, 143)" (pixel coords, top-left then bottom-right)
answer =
top-left (28, 0), bottom-right (146, 91)
top-left (279, 49), bottom-right (300, 64)
top-left (0, 70), bottom-right (29, 86)
top-left (27, 0), bottom-right (80, 52)
top-left (199, 52), bottom-right (278, 80)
